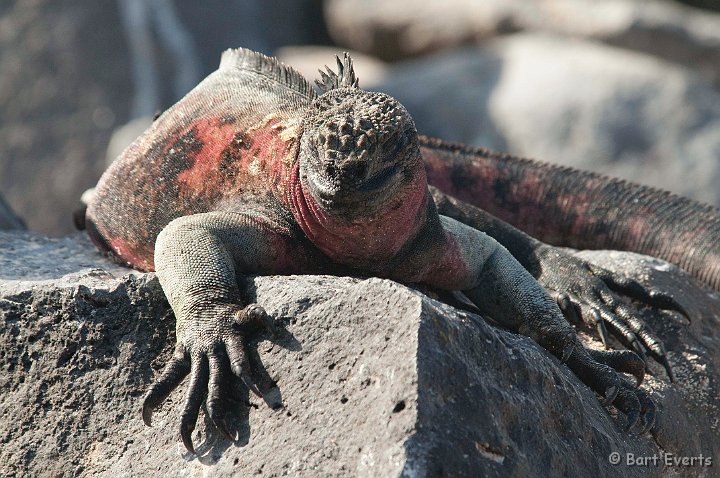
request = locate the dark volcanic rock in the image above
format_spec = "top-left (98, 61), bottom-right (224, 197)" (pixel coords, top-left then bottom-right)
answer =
top-left (0, 232), bottom-right (718, 477)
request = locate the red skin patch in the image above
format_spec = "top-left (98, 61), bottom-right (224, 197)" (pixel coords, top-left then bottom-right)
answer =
top-left (91, 115), bottom-right (301, 272)
top-left (419, 234), bottom-right (470, 290)
top-left (175, 116), bottom-right (297, 201)
top-left (175, 118), bottom-right (238, 193)
top-left (110, 238), bottom-right (154, 271)
top-left (288, 164), bottom-right (431, 269)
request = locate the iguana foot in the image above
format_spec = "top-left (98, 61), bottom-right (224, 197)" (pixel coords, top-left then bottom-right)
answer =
top-left (566, 344), bottom-right (656, 433)
top-left (142, 303), bottom-right (275, 454)
top-left (536, 245), bottom-right (683, 382)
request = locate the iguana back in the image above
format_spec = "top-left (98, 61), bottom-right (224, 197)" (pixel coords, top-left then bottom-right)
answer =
top-left (86, 49), bottom-right (314, 271)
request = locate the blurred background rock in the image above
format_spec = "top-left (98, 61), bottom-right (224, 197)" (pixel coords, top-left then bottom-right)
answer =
top-left (1, 0), bottom-right (719, 235)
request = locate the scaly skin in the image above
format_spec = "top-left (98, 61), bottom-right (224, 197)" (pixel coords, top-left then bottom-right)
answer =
top-left (421, 137), bottom-right (720, 291)
top-left (85, 49), bottom-right (692, 453)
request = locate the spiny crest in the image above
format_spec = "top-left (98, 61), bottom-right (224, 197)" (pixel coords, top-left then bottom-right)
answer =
top-left (315, 52), bottom-right (359, 93)
top-left (219, 47), bottom-right (315, 98)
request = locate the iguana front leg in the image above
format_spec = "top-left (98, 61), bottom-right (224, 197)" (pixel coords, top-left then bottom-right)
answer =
top-left (421, 215), bottom-right (654, 431)
top-left (430, 187), bottom-right (684, 381)
top-left (142, 210), bottom-right (327, 454)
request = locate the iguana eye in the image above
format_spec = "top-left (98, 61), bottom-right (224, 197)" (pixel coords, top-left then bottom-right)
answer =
top-left (383, 133), bottom-right (408, 162)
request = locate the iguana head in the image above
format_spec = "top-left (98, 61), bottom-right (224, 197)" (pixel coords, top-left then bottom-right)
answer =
top-left (298, 54), bottom-right (425, 221)
top-left (292, 54), bottom-right (431, 266)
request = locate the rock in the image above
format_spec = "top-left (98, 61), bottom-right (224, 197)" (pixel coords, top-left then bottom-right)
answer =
top-left (324, 0), bottom-right (720, 88)
top-left (374, 34), bottom-right (720, 206)
top-left (1, 231), bottom-right (718, 476)
top-left (0, 0), bottom-right (132, 235)
top-left (0, 1), bottom-right (329, 235)
top-left (0, 194), bottom-right (25, 230)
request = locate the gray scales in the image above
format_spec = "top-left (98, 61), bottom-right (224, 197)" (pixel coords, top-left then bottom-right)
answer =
top-left (80, 49), bottom-right (719, 456)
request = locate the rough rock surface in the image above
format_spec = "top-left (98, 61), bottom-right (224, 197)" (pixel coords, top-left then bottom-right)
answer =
top-left (375, 34), bottom-right (720, 207)
top-left (324, 0), bottom-right (720, 88)
top-left (1, 232), bottom-right (718, 477)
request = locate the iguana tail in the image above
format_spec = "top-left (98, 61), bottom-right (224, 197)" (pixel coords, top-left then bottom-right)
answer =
top-left (420, 136), bottom-right (720, 292)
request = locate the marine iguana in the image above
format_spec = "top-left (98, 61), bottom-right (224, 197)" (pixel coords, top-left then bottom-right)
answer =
top-left (84, 49), bottom-right (717, 453)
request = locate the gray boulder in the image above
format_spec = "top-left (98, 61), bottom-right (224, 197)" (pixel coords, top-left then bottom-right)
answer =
top-left (324, 0), bottom-right (720, 88)
top-left (0, 0), bottom-right (328, 235)
top-left (0, 231), bottom-right (718, 476)
top-left (374, 34), bottom-right (720, 207)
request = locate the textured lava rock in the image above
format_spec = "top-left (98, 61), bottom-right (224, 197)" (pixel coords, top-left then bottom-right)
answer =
top-left (0, 232), bottom-right (718, 477)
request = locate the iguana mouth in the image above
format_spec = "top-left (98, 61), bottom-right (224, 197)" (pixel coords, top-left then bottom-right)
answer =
top-left (310, 163), bottom-right (401, 206)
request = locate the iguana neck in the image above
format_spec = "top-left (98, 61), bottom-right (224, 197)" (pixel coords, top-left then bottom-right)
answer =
top-left (288, 163), bottom-right (430, 268)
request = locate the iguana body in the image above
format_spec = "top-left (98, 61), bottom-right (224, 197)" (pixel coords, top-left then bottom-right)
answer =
top-left (86, 49), bottom-right (715, 453)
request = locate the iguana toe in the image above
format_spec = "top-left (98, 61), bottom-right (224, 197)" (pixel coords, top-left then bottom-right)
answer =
top-left (637, 392), bottom-right (657, 433)
top-left (588, 348), bottom-right (645, 386)
top-left (207, 350), bottom-right (235, 441)
top-left (565, 346), bottom-right (656, 433)
top-left (588, 308), bottom-right (611, 349)
top-left (589, 263), bottom-right (689, 319)
top-left (142, 346), bottom-right (191, 426)
top-left (179, 352), bottom-right (209, 454)
top-left (234, 303), bottom-right (276, 336)
top-left (224, 330), bottom-right (263, 398)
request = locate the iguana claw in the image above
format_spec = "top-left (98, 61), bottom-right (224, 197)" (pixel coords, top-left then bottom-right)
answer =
top-left (589, 308), bottom-right (610, 349)
top-left (590, 349), bottom-right (646, 386)
top-left (141, 301), bottom-right (275, 454)
top-left (181, 423), bottom-right (196, 455)
top-left (624, 409), bottom-right (640, 432)
top-left (241, 373), bottom-right (263, 398)
top-left (213, 417), bottom-right (235, 442)
top-left (658, 354), bottom-right (676, 383)
top-left (602, 386), bottom-right (618, 407)
top-left (554, 293), bottom-right (579, 323)
top-left (535, 246), bottom-right (677, 383)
